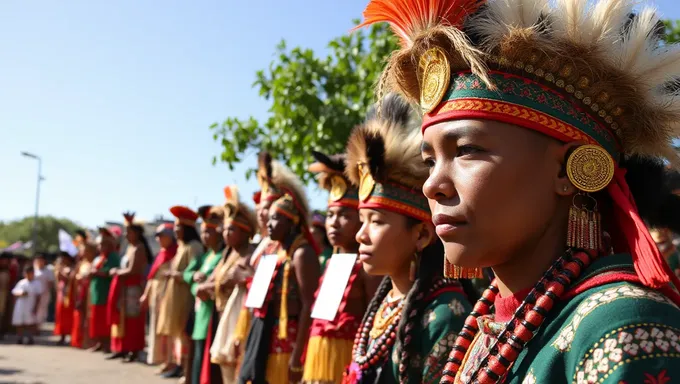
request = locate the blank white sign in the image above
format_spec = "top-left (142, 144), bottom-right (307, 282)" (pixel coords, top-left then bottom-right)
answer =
top-left (245, 254), bottom-right (279, 309)
top-left (311, 253), bottom-right (358, 321)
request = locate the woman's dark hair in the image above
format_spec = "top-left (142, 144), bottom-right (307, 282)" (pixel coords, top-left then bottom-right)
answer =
top-left (357, 215), bottom-right (479, 384)
top-left (179, 224), bottom-right (201, 244)
top-left (129, 225), bottom-right (153, 265)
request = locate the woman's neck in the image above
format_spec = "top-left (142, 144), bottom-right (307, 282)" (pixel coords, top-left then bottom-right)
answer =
top-left (282, 231), bottom-right (300, 250)
top-left (492, 211), bottom-right (568, 298)
top-left (235, 241), bottom-right (250, 256)
top-left (209, 243), bottom-right (221, 252)
top-left (337, 242), bottom-right (359, 254)
top-left (390, 268), bottom-right (413, 299)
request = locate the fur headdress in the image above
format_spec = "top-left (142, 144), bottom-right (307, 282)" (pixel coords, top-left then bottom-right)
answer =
top-left (223, 185), bottom-right (257, 237)
top-left (356, 0), bottom-right (680, 288)
top-left (198, 204), bottom-right (224, 230)
top-left (308, 150), bottom-right (359, 208)
top-left (259, 152), bottom-right (320, 254)
top-left (345, 93), bottom-right (430, 221)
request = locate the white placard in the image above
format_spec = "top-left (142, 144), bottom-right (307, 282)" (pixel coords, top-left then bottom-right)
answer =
top-left (245, 254), bottom-right (279, 309)
top-left (311, 253), bottom-right (358, 321)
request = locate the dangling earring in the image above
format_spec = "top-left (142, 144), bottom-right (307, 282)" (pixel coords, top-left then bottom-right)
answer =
top-left (565, 144), bottom-right (614, 253)
top-left (443, 256), bottom-right (483, 279)
top-left (409, 252), bottom-right (419, 282)
top-left (567, 193), bottom-right (602, 252)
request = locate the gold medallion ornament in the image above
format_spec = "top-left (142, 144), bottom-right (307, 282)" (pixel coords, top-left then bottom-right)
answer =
top-left (329, 175), bottom-right (348, 202)
top-left (358, 163), bottom-right (376, 202)
top-left (566, 144), bottom-right (615, 193)
top-left (418, 47), bottom-right (451, 114)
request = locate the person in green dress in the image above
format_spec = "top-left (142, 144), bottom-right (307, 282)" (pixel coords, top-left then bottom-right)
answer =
top-left (343, 93), bottom-right (476, 384)
top-left (356, 0), bottom-right (680, 382)
top-left (311, 211), bottom-right (333, 272)
top-left (185, 205), bottom-right (226, 384)
top-left (88, 226), bottom-right (121, 353)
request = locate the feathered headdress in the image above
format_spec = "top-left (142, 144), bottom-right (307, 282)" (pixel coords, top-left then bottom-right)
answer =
top-left (223, 185), bottom-right (257, 237)
top-left (308, 150), bottom-right (359, 208)
top-left (345, 93), bottom-right (430, 222)
top-left (258, 152), bottom-right (320, 254)
top-left (198, 204), bottom-right (224, 230)
top-left (122, 211), bottom-right (145, 227)
top-left (356, 0), bottom-right (680, 288)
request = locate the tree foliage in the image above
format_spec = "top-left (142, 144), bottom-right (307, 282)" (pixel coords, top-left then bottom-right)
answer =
top-left (0, 216), bottom-right (82, 255)
top-left (211, 23), bottom-right (398, 181)
top-left (665, 20), bottom-right (680, 44)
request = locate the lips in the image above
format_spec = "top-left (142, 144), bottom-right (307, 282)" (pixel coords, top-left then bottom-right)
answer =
top-left (358, 249), bottom-right (373, 262)
top-left (432, 213), bottom-right (467, 238)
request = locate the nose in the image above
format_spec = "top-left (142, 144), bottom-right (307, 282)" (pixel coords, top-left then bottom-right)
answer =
top-left (355, 222), bottom-right (370, 245)
top-left (422, 161), bottom-right (457, 202)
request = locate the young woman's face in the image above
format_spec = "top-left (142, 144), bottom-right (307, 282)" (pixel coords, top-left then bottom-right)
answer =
top-left (356, 208), bottom-right (418, 276)
top-left (421, 119), bottom-right (568, 270)
top-left (268, 208), bottom-right (293, 242)
top-left (326, 206), bottom-right (361, 250)
top-left (157, 233), bottom-right (174, 249)
top-left (125, 227), bottom-right (138, 243)
top-left (202, 226), bottom-right (220, 248)
top-left (258, 200), bottom-right (273, 234)
top-left (224, 223), bottom-right (249, 248)
top-left (174, 224), bottom-right (184, 241)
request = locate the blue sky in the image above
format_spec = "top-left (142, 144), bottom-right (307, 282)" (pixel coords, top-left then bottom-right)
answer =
top-left (1, 0), bottom-right (679, 229)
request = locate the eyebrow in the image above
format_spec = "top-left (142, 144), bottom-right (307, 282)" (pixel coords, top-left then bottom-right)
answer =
top-left (421, 124), bottom-right (485, 152)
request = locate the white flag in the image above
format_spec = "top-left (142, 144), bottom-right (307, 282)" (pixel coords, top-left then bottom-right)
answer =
top-left (58, 229), bottom-right (78, 257)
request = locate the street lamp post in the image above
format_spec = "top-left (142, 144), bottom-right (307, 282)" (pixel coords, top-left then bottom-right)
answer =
top-left (21, 152), bottom-right (44, 256)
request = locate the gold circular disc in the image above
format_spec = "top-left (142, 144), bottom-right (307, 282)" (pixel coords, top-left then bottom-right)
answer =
top-left (358, 171), bottom-right (375, 202)
top-left (566, 144), bottom-right (615, 193)
top-left (419, 47), bottom-right (451, 114)
top-left (329, 175), bottom-right (348, 202)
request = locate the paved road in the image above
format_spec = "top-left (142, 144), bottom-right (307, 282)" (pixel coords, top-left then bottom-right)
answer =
top-left (0, 325), bottom-right (169, 384)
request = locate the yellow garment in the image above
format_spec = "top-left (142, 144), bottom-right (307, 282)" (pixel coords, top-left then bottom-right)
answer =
top-left (157, 240), bottom-right (203, 336)
top-left (302, 336), bottom-right (354, 384)
top-left (232, 307), bottom-right (251, 342)
top-left (266, 352), bottom-right (291, 384)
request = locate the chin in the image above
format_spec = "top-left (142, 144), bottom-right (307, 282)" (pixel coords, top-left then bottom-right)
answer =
top-left (444, 243), bottom-right (485, 269)
top-left (361, 262), bottom-right (382, 276)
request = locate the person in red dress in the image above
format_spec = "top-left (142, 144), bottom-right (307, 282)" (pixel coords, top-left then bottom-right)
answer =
top-left (53, 251), bottom-right (75, 345)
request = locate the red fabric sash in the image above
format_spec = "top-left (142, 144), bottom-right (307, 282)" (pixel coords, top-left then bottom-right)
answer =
top-left (147, 243), bottom-right (178, 280)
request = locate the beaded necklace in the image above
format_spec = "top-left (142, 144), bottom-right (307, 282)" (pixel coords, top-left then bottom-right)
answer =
top-left (440, 250), bottom-right (595, 384)
top-left (352, 290), bottom-right (404, 371)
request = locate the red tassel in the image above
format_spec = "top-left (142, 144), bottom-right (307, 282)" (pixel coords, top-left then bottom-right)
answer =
top-left (607, 168), bottom-right (679, 290)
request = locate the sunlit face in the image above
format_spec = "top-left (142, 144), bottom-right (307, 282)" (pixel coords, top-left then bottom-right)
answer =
top-left (421, 119), bottom-right (566, 269)
top-left (156, 233), bottom-right (174, 249)
top-left (224, 222), bottom-right (250, 248)
top-left (326, 206), bottom-right (361, 250)
top-left (258, 200), bottom-right (273, 234)
top-left (356, 208), bottom-right (418, 276)
top-left (174, 224), bottom-right (184, 241)
top-left (201, 226), bottom-right (221, 248)
top-left (268, 208), bottom-right (293, 242)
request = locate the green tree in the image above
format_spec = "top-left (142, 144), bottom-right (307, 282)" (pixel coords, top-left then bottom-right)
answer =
top-left (210, 23), bottom-right (398, 181)
top-left (0, 216), bottom-right (82, 255)
top-left (665, 20), bottom-right (680, 44)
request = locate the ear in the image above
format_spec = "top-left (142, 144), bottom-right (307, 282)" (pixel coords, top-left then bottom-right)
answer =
top-left (413, 222), bottom-right (435, 252)
top-left (554, 141), bottom-right (583, 197)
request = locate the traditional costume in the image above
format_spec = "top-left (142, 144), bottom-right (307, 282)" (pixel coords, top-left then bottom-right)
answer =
top-left (343, 94), bottom-right (472, 384)
top-left (108, 212), bottom-right (149, 357)
top-left (0, 253), bottom-right (18, 338)
top-left (238, 153), bottom-right (321, 384)
top-left (303, 150), bottom-right (365, 384)
top-left (53, 257), bottom-right (75, 339)
top-left (185, 205), bottom-right (225, 384)
top-left (356, 0), bottom-right (680, 382)
top-left (210, 186), bottom-right (258, 384)
top-left (157, 206), bottom-right (204, 376)
top-left (147, 223), bottom-right (178, 365)
top-left (72, 233), bottom-right (93, 348)
top-left (89, 227), bottom-right (121, 341)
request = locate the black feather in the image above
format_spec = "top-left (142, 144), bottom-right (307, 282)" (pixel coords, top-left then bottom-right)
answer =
top-left (197, 205), bottom-right (212, 221)
top-left (380, 93), bottom-right (412, 128)
top-left (258, 151), bottom-right (273, 179)
top-left (365, 132), bottom-right (386, 182)
top-left (311, 150), bottom-right (346, 172)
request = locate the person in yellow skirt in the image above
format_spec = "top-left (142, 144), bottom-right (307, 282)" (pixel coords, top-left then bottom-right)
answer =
top-left (238, 152), bottom-right (321, 384)
top-left (303, 150), bottom-right (382, 384)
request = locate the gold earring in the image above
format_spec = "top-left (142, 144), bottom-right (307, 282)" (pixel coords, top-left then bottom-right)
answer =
top-left (409, 252), bottom-right (420, 282)
top-left (443, 255), bottom-right (482, 279)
